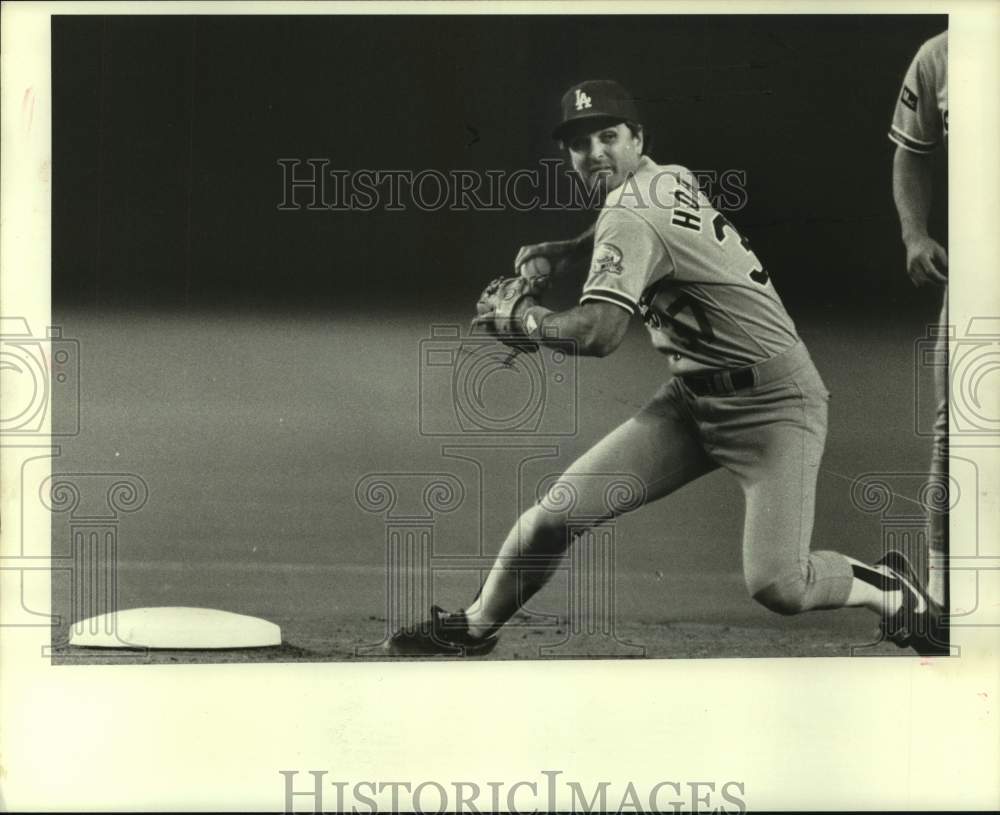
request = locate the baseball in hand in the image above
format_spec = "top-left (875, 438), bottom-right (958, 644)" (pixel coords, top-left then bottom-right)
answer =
top-left (520, 256), bottom-right (551, 279)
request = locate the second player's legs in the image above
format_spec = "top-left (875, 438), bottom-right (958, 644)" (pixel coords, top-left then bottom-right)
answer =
top-left (927, 287), bottom-right (949, 605)
top-left (465, 384), bottom-right (717, 637)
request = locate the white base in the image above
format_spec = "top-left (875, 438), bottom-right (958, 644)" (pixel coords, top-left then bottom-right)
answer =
top-left (69, 606), bottom-right (282, 649)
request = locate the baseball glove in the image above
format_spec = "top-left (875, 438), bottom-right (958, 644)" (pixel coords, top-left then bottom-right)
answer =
top-left (470, 275), bottom-right (548, 351)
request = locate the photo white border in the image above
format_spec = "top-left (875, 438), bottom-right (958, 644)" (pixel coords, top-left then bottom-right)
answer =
top-left (2, 2), bottom-right (997, 811)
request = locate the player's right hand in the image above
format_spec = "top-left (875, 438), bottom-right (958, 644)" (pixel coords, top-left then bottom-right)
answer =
top-left (513, 239), bottom-right (579, 279)
top-left (904, 234), bottom-right (948, 287)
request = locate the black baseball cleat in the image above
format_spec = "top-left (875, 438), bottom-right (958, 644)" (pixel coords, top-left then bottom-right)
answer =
top-left (384, 606), bottom-right (499, 657)
top-left (877, 550), bottom-right (949, 656)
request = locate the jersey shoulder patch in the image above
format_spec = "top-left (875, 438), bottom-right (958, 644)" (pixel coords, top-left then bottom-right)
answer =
top-left (590, 242), bottom-right (624, 276)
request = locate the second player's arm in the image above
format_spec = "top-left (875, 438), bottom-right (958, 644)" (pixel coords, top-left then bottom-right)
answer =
top-left (892, 145), bottom-right (948, 286)
top-left (520, 300), bottom-right (631, 358)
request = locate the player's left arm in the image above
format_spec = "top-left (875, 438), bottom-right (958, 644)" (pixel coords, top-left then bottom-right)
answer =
top-left (519, 300), bottom-right (631, 357)
top-left (473, 274), bottom-right (629, 358)
top-left (519, 206), bottom-right (666, 357)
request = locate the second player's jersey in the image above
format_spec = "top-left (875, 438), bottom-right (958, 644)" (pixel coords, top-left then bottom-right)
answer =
top-left (580, 157), bottom-right (799, 373)
top-left (889, 31), bottom-right (948, 154)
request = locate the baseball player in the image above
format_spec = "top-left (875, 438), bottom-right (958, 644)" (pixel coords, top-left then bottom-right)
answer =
top-left (388, 79), bottom-right (945, 657)
top-left (889, 31), bottom-right (949, 607)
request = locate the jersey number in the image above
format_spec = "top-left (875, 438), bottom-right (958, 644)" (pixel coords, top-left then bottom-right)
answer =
top-left (646, 290), bottom-right (715, 353)
top-left (712, 213), bottom-right (769, 286)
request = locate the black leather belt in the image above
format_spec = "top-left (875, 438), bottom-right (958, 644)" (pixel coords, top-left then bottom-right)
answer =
top-left (681, 366), bottom-right (757, 396)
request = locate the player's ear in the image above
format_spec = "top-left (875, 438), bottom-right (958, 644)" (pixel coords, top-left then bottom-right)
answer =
top-left (626, 121), bottom-right (644, 154)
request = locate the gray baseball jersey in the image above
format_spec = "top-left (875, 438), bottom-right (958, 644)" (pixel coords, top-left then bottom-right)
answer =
top-left (579, 157), bottom-right (799, 374)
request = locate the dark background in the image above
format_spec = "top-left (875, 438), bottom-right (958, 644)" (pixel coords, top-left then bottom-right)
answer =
top-left (53, 14), bottom-right (947, 317)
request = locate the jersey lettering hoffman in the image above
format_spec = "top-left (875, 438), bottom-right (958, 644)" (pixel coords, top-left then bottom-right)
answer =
top-left (889, 31), bottom-right (948, 154)
top-left (580, 158), bottom-right (799, 373)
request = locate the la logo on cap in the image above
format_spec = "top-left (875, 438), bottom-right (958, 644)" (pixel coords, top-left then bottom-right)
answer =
top-left (575, 88), bottom-right (593, 111)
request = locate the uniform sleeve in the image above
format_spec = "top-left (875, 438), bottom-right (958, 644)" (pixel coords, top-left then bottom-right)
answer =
top-left (579, 207), bottom-right (669, 315)
top-left (889, 42), bottom-right (943, 154)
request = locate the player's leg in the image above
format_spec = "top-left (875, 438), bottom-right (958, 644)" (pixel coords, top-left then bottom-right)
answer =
top-left (719, 378), bottom-right (857, 614)
top-left (707, 360), bottom-right (943, 652)
top-left (463, 385), bottom-right (717, 639)
top-left (926, 287), bottom-right (949, 604)
top-left (385, 381), bottom-right (718, 654)
top-left (737, 424), bottom-right (905, 617)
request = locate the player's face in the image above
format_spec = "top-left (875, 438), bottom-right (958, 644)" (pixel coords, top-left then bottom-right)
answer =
top-left (566, 122), bottom-right (643, 192)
